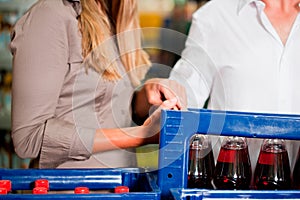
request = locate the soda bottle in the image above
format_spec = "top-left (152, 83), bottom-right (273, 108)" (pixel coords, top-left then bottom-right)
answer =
top-left (254, 139), bottom-right (291, 190)
top-left (293, 147), bottom-right (300, 189)
top-left (187, 134), bottom-right (215, 189)
top-left (213, 136), bottom-right (252, 189)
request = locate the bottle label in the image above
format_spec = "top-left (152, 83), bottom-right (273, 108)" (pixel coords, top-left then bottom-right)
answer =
top-left (217, 149), bottom-right (236, 163)
top-left (258, 151), bottom-right (276, 165)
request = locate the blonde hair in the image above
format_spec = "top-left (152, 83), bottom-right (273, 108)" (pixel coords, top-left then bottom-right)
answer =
top-left (79, 0), bottom-right (151, 86)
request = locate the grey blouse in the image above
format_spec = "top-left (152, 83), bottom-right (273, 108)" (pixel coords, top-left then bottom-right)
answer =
top-left (10, 0), bottom-right (137, 168)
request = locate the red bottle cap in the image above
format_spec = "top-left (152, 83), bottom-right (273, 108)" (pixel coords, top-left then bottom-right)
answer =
top-left (114, 186), bottom-right (129, 193)
top-left (35, 179), bottom-right (49, 190)
top-left (74, 187), bottom-right (90, 194)
top-left (0, 180), bottom-right (11, 192)
top-left (0, 188), bottom-right (7, 195)
top-left (33, 187), bottom-right (48, 194)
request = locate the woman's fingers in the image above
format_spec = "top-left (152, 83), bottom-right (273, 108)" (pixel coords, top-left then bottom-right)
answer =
top-left (142, 98), bottom-right (179, 144)
top-left (143, 98), bottom-right (178, 127)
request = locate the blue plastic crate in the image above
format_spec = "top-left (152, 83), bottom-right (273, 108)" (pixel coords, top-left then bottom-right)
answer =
top-left (170, 189), bottom-right (300, 200)
top-left (0, 168), bottom-right (160, 199)
top-left (158, 109), bottom-right (300, 199)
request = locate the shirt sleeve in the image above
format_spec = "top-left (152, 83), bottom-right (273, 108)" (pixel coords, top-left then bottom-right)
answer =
top-left (169, 12), bottom-right (217, 108)
top-left (10, 3), bottom-right (93, 168)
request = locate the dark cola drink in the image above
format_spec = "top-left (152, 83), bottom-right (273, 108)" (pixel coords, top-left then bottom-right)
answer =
top-left (254, 139), bottom-right (291, 190)
top-left (213, 136), bottom-right (252, 190)
top-left (188, 134), bottom-right (215, 189)
top-left (293, 147), bottom-right (300, 189)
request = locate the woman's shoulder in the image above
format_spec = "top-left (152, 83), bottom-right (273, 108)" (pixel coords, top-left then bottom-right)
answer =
top-left (12, 0), bottom-right (79, 37)
top-left (24, 0), bottom-right (78, 22)
top-left (11, 0), bottom-right (79, 49)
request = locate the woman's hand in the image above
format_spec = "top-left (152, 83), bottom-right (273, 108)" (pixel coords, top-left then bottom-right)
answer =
top-left (141, 98), bottom-right (179, 144)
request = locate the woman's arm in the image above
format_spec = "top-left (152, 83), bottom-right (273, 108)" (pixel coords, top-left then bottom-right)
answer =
top-left (93, 98), bottom-right (178, 152)
top-left (11, 4), bottom-right (69, 159)
top-left (38, 97), bottom-right (178, 168)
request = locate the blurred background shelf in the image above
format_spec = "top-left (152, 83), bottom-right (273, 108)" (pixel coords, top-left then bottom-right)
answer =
top-left (0, 0), bottom-right (37, 13)
top-left (0, 49), bottom-right (12, 71)
top-left (0, 0), bottom-right (38, 169)
top-left (0, 111), bottom-right (10, 130)
top-left (0, 0), bottom-right (38, 71)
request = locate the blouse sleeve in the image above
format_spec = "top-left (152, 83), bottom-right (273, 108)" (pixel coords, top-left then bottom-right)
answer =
top-left (169, 12), bottom-right (216, 108)
top-left (10, 3), bottom-right (93, 168)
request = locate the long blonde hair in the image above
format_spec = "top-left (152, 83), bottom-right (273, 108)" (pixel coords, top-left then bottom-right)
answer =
top-left (79, 0), bottom-right (151, 86)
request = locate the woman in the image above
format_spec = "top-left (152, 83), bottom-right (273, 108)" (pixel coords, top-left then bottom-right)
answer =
top-left (10, 0), bottom-right (180, 168)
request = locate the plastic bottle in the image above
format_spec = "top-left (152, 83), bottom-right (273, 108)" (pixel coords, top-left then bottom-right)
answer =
top-left (187, 134), bottom-right (215, 189)
top-left (254, 139), bottom-right (291, 190)
top-left (213, 136), bottom-right (252, 189)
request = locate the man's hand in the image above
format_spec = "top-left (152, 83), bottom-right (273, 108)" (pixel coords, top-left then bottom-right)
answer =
top-left (132, 78), bottom-right (187, 125)
top-left (143, 78), bottom-right (187, 110)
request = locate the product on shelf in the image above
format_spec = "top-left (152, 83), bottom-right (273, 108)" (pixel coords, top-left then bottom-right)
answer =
top-left (254, 139), bottom-right (291, 190)
top-left (187, 133), bottom-right (215, 189)
top-left (213, 136), bottom-right (252, 189)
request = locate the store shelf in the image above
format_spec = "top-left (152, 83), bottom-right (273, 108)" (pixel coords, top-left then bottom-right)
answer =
top-left (0, 49), bottom-right (12, 71)
top-left (0, 0), bottom-right (37, 13)
top-left (0, 110), bottom-right (11, 130)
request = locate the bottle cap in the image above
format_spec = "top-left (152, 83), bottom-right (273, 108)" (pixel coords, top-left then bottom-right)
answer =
top-left (0, 188), bottom-right (7, 195)
top-left (35, 179), bottom-right (49, 190)
top-left (74, 187), bottom-right (90, 194)
top-left (33, 187), bottom-right (48, 194)
top-left (0, 180), bottom-right (11, 192)
top-left (114, 186), bottom-right (129, 193)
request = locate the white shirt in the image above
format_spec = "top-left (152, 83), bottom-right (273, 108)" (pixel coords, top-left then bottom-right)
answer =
top-left (169, 0), bottom-right (300, 172)
top-left (170, 0), bottom-right (300, 115)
